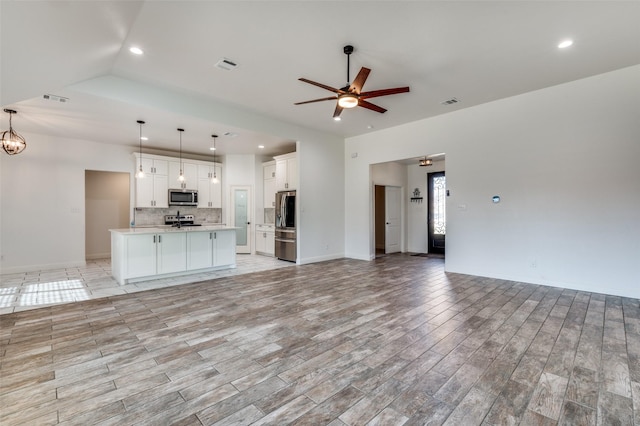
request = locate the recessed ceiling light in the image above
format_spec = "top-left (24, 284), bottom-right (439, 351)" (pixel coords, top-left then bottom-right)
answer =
top-left (558, 40), bottom-right (573, 49)
top-left (129, 46), bottom-right (144, 55)
top-left (209, 147), bottom-right (216, 151)
top-left (258, 145), bottom-right (265, 149)
top-left (334, 116), bottom-right (341, 121)
top-left (140, 136), bottom-right (148, 141)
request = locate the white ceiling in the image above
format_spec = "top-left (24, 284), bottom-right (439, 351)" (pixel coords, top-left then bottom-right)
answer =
top-left (2, 1), bottom-right (640, 159)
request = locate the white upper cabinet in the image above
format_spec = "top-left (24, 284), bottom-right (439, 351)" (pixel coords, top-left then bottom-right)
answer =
top-left (263, 161), bottom-right (276, 208)
top-left (133, 153), bottom-right (220, 209)
top-left (134, 154), bottom-right (168, 208)
top-left (169, 161), bottom-right (198, 190)
top-left (274, 152), bottom-right (297, 191)
top-left (197, 164), bottom-right (222, 208)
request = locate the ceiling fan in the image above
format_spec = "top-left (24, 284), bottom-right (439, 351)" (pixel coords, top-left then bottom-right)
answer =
top-left (295, 45), bottom-right (410, 119)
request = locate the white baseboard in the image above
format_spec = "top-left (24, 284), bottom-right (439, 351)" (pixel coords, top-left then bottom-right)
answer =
top-left (86, 253), bottom-right (111, 260)
top-left (297, 253), bottom-right (344, 265)
top-left (1, 260), bottom-right (87, 274)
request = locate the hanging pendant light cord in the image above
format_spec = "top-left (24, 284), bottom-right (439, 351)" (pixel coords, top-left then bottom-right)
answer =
top-left (137, 121), bottom-right (144, 163)
top-left (212, 134), bottom-right (218, 182)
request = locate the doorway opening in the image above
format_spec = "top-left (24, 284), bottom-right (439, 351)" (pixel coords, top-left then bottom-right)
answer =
top-left (374, 185), bottom-right (402, 257)
top-left (85, 170), bottom-right (130, 260)
top-left (427, 171), bottom-right (446, 255)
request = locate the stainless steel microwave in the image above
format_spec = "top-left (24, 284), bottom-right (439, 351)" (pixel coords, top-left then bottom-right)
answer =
top-left (168, 189), bottom-right (198, 206)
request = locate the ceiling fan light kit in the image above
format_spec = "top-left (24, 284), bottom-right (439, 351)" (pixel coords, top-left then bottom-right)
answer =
top-left (338, 94), bottom-right (359, 109)
top-left (295, 44), bottom-right (410, 119)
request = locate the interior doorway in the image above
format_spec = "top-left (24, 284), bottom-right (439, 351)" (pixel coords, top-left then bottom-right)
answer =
top-left (427, 171), bottom-right (446, 255)
top-left (374, 185), bottom-right (402, 256)
top-left (375, 185), bottom-right (385, 255)
top-left (85, 170), bottom-right (130, 260)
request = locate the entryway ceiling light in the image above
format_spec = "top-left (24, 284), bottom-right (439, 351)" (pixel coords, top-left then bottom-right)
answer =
top-left (2, 109), bottom-right (26, 155)
top-left (419, 157), bottom-right (433, 167)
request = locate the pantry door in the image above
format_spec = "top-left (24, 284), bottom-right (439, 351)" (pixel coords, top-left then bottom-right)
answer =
top-left (231, 186), bottom-right (252, 254)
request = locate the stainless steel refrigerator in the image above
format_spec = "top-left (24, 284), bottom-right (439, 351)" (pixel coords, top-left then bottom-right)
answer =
top-left (275, 190), bottom-right (296, 262)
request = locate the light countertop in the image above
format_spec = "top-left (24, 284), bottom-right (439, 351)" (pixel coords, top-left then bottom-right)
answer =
top-left (110, 225), bottom-right (238, 235)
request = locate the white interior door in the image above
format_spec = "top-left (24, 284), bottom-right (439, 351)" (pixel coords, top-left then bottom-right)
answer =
top-left (385, 186), bottom-right (401, 254)
top-left (231, 185), bottom-right (252, 254)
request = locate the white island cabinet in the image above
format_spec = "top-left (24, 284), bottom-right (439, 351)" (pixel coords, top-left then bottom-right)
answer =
top-left (185, 229), bottom-right (234, 269)
top-left (110, 226), bottom-right (237, 285)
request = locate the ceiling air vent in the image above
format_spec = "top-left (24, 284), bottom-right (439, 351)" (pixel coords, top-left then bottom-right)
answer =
top-left (215, 58), bottom-right (238, 71)
top-left (43, 94), bottom-right (69, 103)
top-left (223, 132), bottom-right (238, 137)
top-left (440, 97), bottom-right (459, 106)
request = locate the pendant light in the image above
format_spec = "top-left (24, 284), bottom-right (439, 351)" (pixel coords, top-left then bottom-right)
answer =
top-left (136, 120), bottom-right (145, 178)
top-left (2, 109), bottom-right (27, 155)
top-left (177, 128), bottom-right (185, 183)
top-left (211, 134), bottom-right (219, 184)
top-left (419, 157), bottom-right (433, 167)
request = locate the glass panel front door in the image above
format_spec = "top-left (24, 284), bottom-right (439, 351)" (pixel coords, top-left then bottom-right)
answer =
top-left (428, 172), bottom-right (446, 254)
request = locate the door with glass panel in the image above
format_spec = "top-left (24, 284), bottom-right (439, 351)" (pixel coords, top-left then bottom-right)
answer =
top-left (428, 172), bottom-right (446, 255)
top-left (231, 186), bottom-right (252, 254)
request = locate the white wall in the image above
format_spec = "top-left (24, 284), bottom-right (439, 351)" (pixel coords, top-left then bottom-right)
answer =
top-left (0, 133), bottom-right (135, 272)
top-left (297, 136), bottom-right (345, 264)
top-left (345, 64), bottom-right (640, 299)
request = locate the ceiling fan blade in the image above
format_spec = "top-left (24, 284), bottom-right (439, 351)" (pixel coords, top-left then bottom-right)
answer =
top-left (349, 67), bottom-right (371, 94)
top-left (358, 100), bottom-right (387, 114)
top-left (360, 86), bottom-right (410, 99)
top-left (294, 96), bottom-right (337, 105)
top-left (299, 78), bottom-right (343, 94)
top-left (333, 103), bottom-right (344, 118)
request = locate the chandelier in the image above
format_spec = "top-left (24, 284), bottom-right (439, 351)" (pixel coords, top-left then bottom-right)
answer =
top-left (2, 109), bottom-right (27, 155)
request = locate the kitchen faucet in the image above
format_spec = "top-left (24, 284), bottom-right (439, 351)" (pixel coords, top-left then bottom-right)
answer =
top-left (175, 210), bottom-right (182, 228)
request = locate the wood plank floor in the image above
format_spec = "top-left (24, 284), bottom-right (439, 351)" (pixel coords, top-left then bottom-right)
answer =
top-left (1, 255), bottom-right (639, 425)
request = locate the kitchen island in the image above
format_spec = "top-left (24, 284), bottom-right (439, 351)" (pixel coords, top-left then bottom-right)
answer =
top-left (110, 225), bottom-right (237, 285)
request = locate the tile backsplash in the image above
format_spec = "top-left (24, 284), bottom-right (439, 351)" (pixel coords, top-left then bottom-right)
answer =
top-left (133, 207), bottom-right (222, 226)
top-left (264, 208), bottom-right (275, 224)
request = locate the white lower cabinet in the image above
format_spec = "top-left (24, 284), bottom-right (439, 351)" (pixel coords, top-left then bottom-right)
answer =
top-left (213, 230), bottom-right (236, 266)
top-left (255, 224), bottom-right (275, 256)
top-left (186, 231), bottom-right (213, 270)
top-left (186, 230), bottom-right (236, 269)
top-left (111, 228), bottom-right (237, 285)
top-left (124, 233), bottom-right (157, 279)
top-left (157, 232), bottom-right (187, 274)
